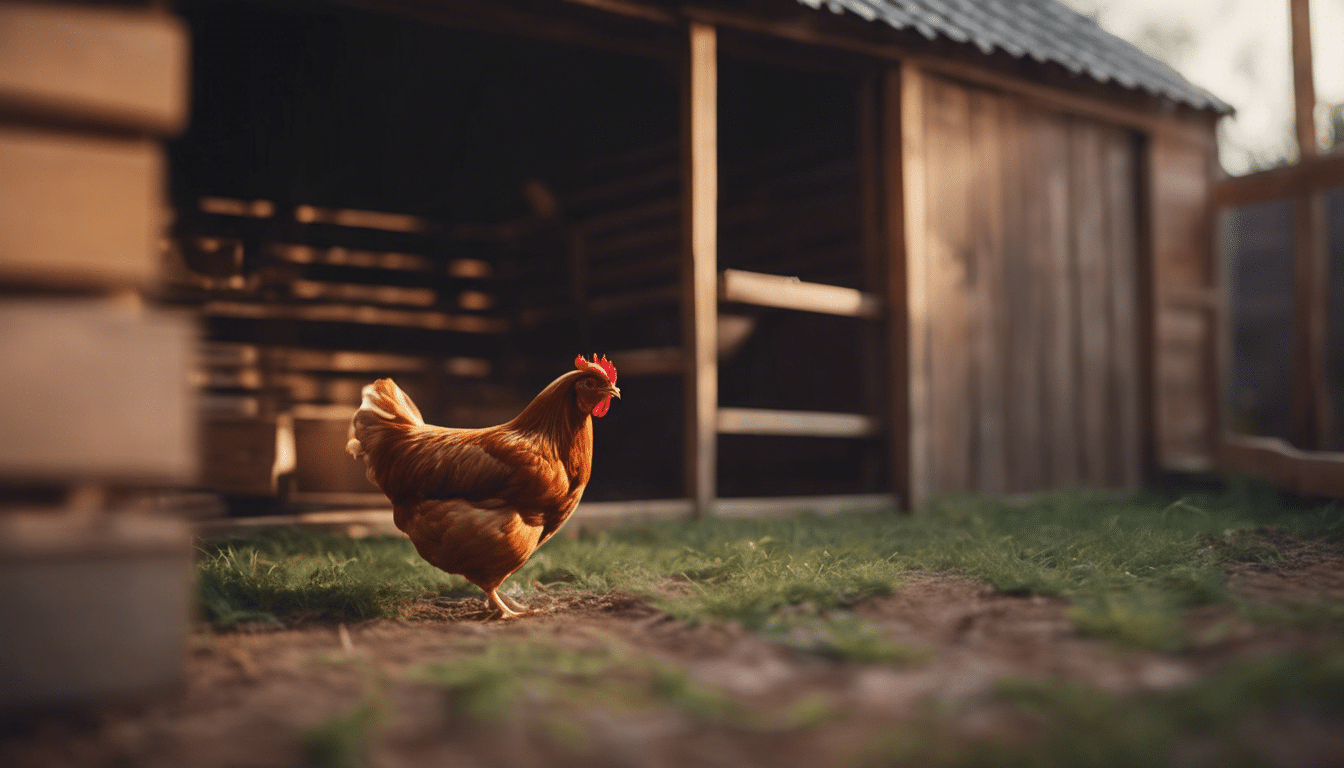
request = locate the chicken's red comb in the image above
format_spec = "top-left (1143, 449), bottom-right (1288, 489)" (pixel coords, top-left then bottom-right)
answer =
top-left (574, 353), bottom-right (617, 384)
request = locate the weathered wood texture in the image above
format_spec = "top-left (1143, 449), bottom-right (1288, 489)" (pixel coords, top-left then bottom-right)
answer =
top-left (0, 301), bottom-right (198, 484)
top-left (681, 22), bottom-right (718, 517)
top-left (1149, 128), bottom-right (1220, 471)
top-left (0, 2), bottom-right (189, 135)
top-left (0, 127), bottom-right (163, 287)
top-left (904, 74), bottom-right (1145, 499)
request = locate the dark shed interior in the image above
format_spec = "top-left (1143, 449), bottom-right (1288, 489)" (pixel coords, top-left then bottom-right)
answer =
top-left (166, 0), bottom-right (879, 503)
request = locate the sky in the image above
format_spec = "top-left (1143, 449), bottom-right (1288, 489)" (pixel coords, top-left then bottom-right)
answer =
top-left (1061, 0), bottom-right (1344, 174)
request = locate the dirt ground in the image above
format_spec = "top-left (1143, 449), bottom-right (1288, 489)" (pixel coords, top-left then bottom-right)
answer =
top-left (3, 532), bottom-right (1343, 768)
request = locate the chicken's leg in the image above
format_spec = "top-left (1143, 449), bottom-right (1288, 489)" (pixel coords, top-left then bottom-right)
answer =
top-left (500, 593), bottom-right (529, 614)
top-left (483, 587), bottom-right (524, 620)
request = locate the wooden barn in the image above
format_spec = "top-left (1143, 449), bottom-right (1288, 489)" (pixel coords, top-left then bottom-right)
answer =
top-left (153, 0), bottom-right (1242, 519)
top-left (3, 0), bottom-right (1263, 533)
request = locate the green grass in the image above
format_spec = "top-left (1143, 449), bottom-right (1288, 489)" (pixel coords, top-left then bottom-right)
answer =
top-left (866, 647), bottom-right (1344, 768)
top-left (197, 484), bottom-right (1343, 650)
top-left (196, 529), bottom-right (462, 624)
top-left (417, 641), bottom-right (746, 726)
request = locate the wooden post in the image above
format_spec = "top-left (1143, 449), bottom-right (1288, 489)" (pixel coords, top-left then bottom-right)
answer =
top-left (682, 21), bottom-right (718, 518)
top-left (1289, 0), bottom-right (1331, 449)
top-left (857, 72), bottom-right (885, 494)
top-left (882, 63), bottom-right (927, 510)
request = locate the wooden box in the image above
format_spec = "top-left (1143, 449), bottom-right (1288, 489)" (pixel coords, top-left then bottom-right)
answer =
top-left (199, 416), bottom-right (295, 497)
top-left (0, 126), bottom-right (164, 288)
top-left (0, 512), bottom-right (193, 708)
top-left (0, 300), bottom-right (198, 484)
top-left (0, 2), bottom-right (189, 135)
top-left (293, 407), bottom-right (380, 497)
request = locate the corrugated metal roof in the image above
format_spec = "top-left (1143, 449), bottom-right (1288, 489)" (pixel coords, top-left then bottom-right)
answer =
top-left (801, 0), bottom-right (1231, 113)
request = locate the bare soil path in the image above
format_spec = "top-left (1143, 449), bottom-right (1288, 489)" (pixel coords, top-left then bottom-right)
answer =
top-left (3, 532), bottom-right (1342, 768)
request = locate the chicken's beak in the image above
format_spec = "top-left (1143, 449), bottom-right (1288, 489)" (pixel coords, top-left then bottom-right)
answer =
top-left (602, 385), bottom-right (621, 400)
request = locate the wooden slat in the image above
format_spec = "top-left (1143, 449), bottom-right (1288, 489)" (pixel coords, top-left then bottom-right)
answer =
top-left (0, 2), bottom-right (188, 135)
top-left (682, 21), bottom-right (719, 518)
top-left (968, 88), bottom-right (1007, 494)
top-left (1070, 120), bottom-right (1113, 486)
top-left (194, 494), bottom-right (896, 539)
top-left (716, 408), bottom-right (879, 438)
top-left (610, 346), bottom-right (683, 377)
top-left (0, 126), bottom-right (162, 288)
top-left (857, 72), bottom-right (885, 493)
top-left (1292, 191), bottom-right (1332, 448)
top-left (719, 269), bottom-right (881, 318)
top-left (1149, 129), bottom-right (1219, 470)
top-left (1103, 128), bottom-right (1144, 489)
top-left (1211, 153), bottom-right (1344, 206)
top-left (0, 302), bottom-right (198, 484)
top-left (923, 76), bottom-right (974, 493)
top-left (886, 63), bottom-right (926, 508)
top-left (1221, 434), bottom-right (1344, 498)
top-left (200, 301), bottom-right (508, 334)
top-left (1037, 109), bottom-right (1082, 486)
top-left (1001, 99), bottom-right (1046, 492)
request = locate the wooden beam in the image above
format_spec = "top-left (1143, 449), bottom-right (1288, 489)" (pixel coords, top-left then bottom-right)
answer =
top-left (881, 63), bottom-right (927, 510)
top-left (1210, 152), bottom-right (1344, 206)
top-left (1287, 0), bottom-right (1331, 450)
top-left (1290, 0), bottom-right (1318, 159)
top-left (677, 5), bottom-right (1207, 137)
top-left (1221, 434), bottom-right (1344, 498)
top-left (719, 269), bottom-right (882, 318)
top-left (857, 72), bottom-right (886, 493)
top-left (716, 408), bottom-right (880, 438)
top-left (682, 21), bottom-right (719, 518)
top-left (1292, 192), bottom-right (1331, 448)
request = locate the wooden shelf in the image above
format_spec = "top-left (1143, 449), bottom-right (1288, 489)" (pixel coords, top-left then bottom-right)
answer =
top-left (719, 269), bottom-right (881, 318)
top-left (716, 407), bottom-right (880, 438)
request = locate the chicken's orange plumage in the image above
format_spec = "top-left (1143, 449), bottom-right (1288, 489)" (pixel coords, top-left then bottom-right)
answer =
top-left (347, 355), bottom-right (619, 618)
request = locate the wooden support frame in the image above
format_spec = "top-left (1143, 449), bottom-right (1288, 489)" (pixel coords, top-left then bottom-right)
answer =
top-left (1288, 0), bottom-right (1332, 450)
top-left (719, 269), bottom-right (881, 318)
top-left (681, 21), bottom-right (718, 518)
top-left (882, 62), bottom-right (926, 510)
top-left (716, 408), bottom-right (880, 438)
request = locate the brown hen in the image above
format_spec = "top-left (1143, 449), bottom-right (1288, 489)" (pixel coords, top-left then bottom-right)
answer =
top-left (346, 355), bottom-right (619, 618)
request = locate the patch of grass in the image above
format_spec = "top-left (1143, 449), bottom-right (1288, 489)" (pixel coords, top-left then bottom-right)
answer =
top-left (865, 647), bottom-right (1344, 768)
top-left (300, 694), bottom-right (386, 768)
top-left (197, 530), bottom-right (461, 625)
top-left (764, 610), bottom-right (931, 664)
top-left (417, 641), bottom-right (746, 726)
top-left (196, 486), bottom-right (1343, 647)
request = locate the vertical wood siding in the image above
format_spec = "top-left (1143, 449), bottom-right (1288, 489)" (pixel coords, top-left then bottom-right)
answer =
top-left (913, 75), bottom-right (1144, 496)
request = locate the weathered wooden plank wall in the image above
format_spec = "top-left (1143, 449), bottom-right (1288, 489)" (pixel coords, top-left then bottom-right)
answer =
top-left (1149, 128), bottom-right (1220, 471)
top-left (911, 74), bottom-right (1144, 497)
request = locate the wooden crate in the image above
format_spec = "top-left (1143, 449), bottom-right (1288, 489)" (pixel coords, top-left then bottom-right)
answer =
top-left (0, 512), bottom-right (193, 708)
top-left (0, 300), bottom-right (198, 484)
top-left (293, 407), bottom-right (379, 496)
top-left (0, 126), bottom-right (165, 288)
top-left (0, 2), bottom-right (188, 135)
top-left (199, 416), bottom-right (294, 497)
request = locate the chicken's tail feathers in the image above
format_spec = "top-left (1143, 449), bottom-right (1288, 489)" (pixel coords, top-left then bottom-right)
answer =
top-left (346, 378), bottom-right (425, 462)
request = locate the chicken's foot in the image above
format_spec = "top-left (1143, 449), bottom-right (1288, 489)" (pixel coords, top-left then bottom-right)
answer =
top-left (484, 588), bottom-right (526, 620)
